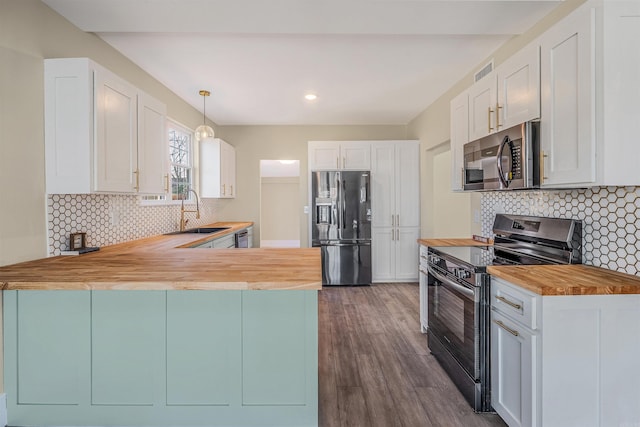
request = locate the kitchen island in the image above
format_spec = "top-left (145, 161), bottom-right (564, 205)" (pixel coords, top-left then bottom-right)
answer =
top-left (0, 222), bottom-right (321, 427)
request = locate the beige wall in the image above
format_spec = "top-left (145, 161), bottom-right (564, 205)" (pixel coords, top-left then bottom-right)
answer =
top-left (215, 125), bottom-right (407, 247)
top-left (260, 177), bottom-right (301, 242)
top-left (407, 0), bottom-right (587, 238)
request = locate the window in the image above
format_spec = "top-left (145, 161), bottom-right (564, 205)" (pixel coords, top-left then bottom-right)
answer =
top-left (168, 121), bottom-right (193, 200)
top-left (141, 119), bottom-right (194, 204)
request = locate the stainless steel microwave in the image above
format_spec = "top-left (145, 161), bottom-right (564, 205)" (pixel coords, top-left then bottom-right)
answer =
top-left (463, 121), bottom-right (540, 191)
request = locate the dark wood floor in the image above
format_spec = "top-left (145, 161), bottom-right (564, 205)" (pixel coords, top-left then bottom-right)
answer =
top-left (318, 283), bottom-right (507, 427)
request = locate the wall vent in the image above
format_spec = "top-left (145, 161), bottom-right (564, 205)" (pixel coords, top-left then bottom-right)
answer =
top-left (474, 60), bottom-right (494, 82)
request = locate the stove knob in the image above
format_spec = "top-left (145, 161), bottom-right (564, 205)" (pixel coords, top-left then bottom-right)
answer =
top-left (454, 268), bottom-right (471, 279)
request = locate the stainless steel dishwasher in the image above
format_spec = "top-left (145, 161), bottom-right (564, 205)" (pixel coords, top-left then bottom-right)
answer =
top-left (235, 229), bottom-right (249, 248)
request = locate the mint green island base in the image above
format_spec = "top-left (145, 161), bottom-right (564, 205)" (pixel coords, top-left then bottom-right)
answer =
top-left (3, 290), bottom-right (318, 427)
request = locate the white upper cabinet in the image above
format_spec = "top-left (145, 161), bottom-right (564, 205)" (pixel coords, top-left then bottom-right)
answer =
top-left (540, 4), bottom-right (595, 187)
top-left (540, 0), bottom-right (640, 187)
top-left (137, 92), bottom-right (168, 194)
top-left (468, 72), bottom-right (498, 142)
top-left (200, 138), bottom-right (236, 199)
top-left (44, 58), bottom-right (168, 195)
top-left (467, 44), bottom-right (541, 143)
top-left (308, 141), bottom-right (371, 170)
top-left (94, 66), bottom-right (138, 193)
top-left (450, 90), bottom-right (469, 191)
top-left (497, 43), bottom-right (541, 130)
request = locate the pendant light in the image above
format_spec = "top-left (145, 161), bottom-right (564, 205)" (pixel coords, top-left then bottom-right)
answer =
top-left (195, 90), bottom-right (215, 141)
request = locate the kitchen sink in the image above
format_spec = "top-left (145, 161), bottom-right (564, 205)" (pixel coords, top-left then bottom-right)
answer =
top-left (165, 227), bottom-right (230, 235)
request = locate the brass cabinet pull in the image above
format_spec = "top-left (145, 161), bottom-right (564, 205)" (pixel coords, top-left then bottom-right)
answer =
top-left (222, 184), bottom-right (226, 195)
top-left (488, 107), bottom-right (495, 132)
top-left (541, 151), bottom-right (549, 183)
top-left (133, 170), bottom-right (139, 191)
top-left (496, 295), bottom-right (522, 310)
top-left (494, 320), bottom-right (520, 337)
top-left (496, 104), bottom-right (503, 128)
top-left (164, 174), bottom-right (169, 193)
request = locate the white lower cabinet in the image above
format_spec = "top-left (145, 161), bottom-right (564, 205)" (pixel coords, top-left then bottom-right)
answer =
top-left (491, 277), bottom-right (640, 427)
top-left (491, 310), bottom-right (537, 427)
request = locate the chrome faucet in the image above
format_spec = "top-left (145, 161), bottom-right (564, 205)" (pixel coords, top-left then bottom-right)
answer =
top-left (180, 188), bottom-right (201, 231)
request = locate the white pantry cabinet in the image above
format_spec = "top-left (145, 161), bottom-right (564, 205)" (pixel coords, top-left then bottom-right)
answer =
top-left (44, 58), bottom-right (167, 195)
top-left (308, 141), bottom-right (371, 170)
top-left (371, 141), bottom-right (420, 282)
top-left (540, 0), bottom-right (640, 187)
top-left (491, 277), bottom-right (640, 427)
top-left (450, 91), bottom-right (469, 191)
top-left (467, 43), bottom-right (540, 142)
top-left (200, 138), bottom-right (236, 198)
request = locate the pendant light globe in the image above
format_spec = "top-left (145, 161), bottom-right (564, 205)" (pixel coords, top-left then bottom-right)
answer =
top-left (195, 90), bottom-right (215, 141)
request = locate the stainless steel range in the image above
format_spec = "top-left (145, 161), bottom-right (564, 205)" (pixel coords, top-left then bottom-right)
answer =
top-left (426, 214), bottom-right (582, 412)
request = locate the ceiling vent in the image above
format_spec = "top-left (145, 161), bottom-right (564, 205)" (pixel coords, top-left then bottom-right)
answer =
top-left (474, 60), bottom-right (494, 82)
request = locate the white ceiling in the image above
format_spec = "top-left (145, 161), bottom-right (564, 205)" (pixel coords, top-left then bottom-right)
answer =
top-left (43, 0), bottom-right (562, 126)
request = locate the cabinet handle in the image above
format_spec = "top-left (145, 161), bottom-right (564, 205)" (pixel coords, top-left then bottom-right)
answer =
top-left (494, 320), bottom-right (520, 337)
top-left (343, 157), bottom-right (345, 169)
top-left (396, 214), bottom-right (400, 227)
top-left (230, 185), bottom-right (233, 195)
top-left (540, 151), bottom-right (548, 183)
top-left (164, 174), bottom-right (169, 193)
top-left (496, 295), bottom-right (522, 310)
top-left (496, 103), bottom-right (503, 128)
top-left (488, 107), bottom-right (495, 132)
top-left (222, 184), bottom-right (226, 195)
top-left (133, 170), bottom-right (139, 191)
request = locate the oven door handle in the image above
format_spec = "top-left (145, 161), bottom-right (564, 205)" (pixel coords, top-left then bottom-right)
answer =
top-left (427, 265), bottom-right (476, 301)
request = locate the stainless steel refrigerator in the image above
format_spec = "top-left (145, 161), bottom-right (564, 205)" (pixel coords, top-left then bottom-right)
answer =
top-left (311, 170), bottom-right (372, 285)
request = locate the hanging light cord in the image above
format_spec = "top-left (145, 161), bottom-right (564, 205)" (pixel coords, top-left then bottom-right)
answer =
top-left (199, 89), bottom-right (210, 126)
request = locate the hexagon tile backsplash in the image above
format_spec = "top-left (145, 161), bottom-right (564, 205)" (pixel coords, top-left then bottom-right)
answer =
top-left (481, 186), bottom-right (640, 276)
top-left (47, 194), bottom-right (220, 256)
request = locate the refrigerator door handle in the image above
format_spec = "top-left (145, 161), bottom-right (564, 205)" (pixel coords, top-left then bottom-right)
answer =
top-left (336, 174), bottom-right (343, 239)
top-left (342, 178), bottom-right (347, 230)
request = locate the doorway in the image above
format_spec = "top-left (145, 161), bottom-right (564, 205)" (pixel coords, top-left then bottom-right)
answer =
top-left (259, 160), bottom-right (301, 248)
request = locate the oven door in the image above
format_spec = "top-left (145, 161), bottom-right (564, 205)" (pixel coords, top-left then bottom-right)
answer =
top-left (427, 265), bottom-right (480, 380)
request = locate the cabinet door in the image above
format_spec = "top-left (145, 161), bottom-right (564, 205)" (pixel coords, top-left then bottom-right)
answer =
top-left (137, 92), bottom-right (168, 194)
top-left (419, 265), bottom-right (428, 332)
top-left (540, 5), bottom-right (595, 187)
top-left (450, 91), bottom-right (469, 191)
top-left (200, 138), bottom-right (222, 198)
top-left (395, 227), bottom-right (419, 281)
top-left (497, 43), bottom-right (541, 129)
top-left (468, 73), bottom-right (497, 141)
top-left (395, 142), bottom-right (420, 228)
top-left (221, 140), bottom-right (236, 198)
top-left (371, 143), bottom-right (395, 228)
top-left (340, 141), bottom-right (371, 170)
top-left (308, 142), bottom-right (339, 170)
top-left (491, 310), bottom-right (537, 427)
top-left (372, 227), bottom-right (395, 282)
top-left (94, 66), bottom-right (138, 193)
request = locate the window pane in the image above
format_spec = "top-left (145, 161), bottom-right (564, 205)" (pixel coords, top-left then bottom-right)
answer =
top-left (171, 165), bottom-right (192, 200)
top-left (169, 129), bottom-right (190, 167)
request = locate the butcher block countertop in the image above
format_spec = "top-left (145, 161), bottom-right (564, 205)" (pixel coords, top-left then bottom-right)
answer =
top-left (0, 222), bottom-right (322, 291)
top-left (418, 238), bottom-right (492, 247)
top-left (488, 264), bottom-right (640, 296)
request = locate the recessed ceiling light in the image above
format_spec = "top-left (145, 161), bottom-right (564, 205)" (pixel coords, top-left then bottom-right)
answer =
top-left (304, 93), bottom-right (317, 101)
